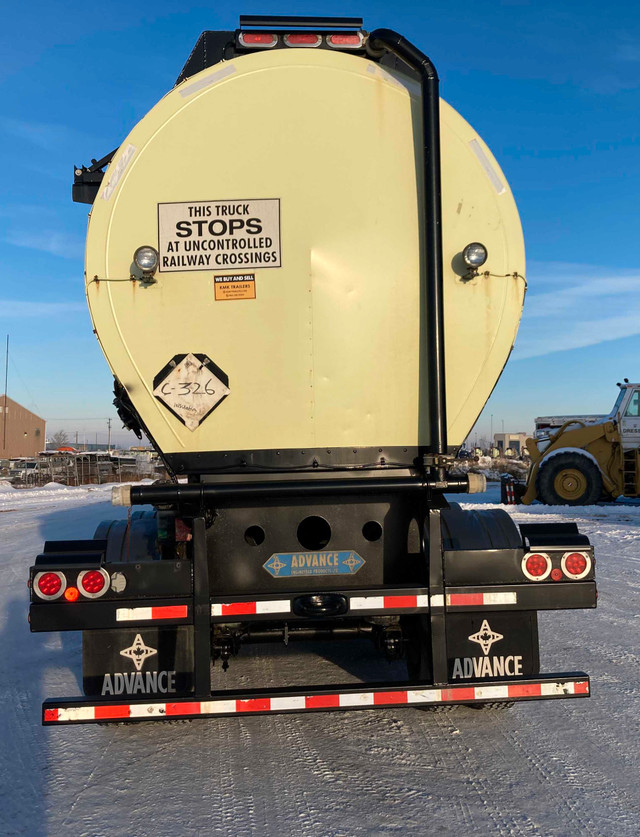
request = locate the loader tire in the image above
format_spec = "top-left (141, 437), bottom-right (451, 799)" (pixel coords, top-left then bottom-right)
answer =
top-left (536, 452), bottom-right (602, 506)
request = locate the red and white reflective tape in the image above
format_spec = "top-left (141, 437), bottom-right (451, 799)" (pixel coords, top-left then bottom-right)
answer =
top-left (349, 594), bottom-right (429, 611)
top-left (211, 600), bottom-right (291, 617)
top-left (115, 605), bottom-right (188, 622)
top-left (43, 679), bottom-right (590, 723)
top-left (446, 592), bottom-right (518, 607)
top-left (211, 594), bottom-right (429, 617)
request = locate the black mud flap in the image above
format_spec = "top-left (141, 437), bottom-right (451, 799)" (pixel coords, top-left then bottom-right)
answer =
top-left (446, 611), bottom-right (540, 683)
top-left (83, 627), bottom-right (195, 698)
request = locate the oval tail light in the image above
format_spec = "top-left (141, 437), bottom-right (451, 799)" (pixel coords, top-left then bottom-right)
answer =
top-left (34, 571), bottom-right (66, 600)
top-left (238, 32), bottom-right (278, 48)
top-left (284, 33), bottom-right (321, 47)
top-left (77, 568), bottom-right (110, 599)
top-left (561, 551), bottom-right (591, 580)
top-left (521, 552), bottom-right (552, 581)
top-left (326, 32), bottom-right (364, 49)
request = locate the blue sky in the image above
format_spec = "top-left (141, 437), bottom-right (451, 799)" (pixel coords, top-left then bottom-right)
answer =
top-left (1, 0), bottom-right (639, 446)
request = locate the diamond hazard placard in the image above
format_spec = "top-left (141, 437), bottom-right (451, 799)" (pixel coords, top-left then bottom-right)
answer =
top-left (153, 353), bottom-right (230, 430)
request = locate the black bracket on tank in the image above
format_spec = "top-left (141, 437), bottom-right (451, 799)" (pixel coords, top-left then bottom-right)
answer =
top-left (72, 148), bottom-right (118, 204)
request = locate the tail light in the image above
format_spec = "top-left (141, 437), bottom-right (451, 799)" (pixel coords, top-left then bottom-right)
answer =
top-left (238, 32), bottom-right (278, 48)
top-left (34, 571), bottom-right (66, 600)
top-left (521, 552), bottom-right (552, 581)
top-left (284, 33), bottom-right (321, 47)
top-left (326, 33), bottom-right (364, 49)
top-left (77, 568), bottom-right (110, 599)
top-left (561, 551), bottom-right (591, 580)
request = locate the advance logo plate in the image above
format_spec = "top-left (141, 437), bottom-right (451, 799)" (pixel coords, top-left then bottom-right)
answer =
top-left (264, 551), bottom-right (365, 578)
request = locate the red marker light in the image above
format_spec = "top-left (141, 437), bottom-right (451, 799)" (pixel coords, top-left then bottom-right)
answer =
top-left (284, 33), bottom-right (321, 47)
top-left (64, 586), bottom-right (80, 602)
top-left (238, 32), bottom-right (278, 48)
top-left (326, 33), bottom-right (363, 48)
top-left (550, 568), bottom-right (563, 582)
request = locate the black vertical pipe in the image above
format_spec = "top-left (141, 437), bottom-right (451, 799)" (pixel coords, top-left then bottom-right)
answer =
top-left (368, 30), bottom-right (447, 476)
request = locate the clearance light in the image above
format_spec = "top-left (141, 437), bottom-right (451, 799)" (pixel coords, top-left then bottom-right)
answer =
top-left (326, 33), bottom-right (364, 48)
top-left (34, 571), bottom-right (66, 601)
top-left (522, 552), bottom-right (552, 581)
top-left (284, 33), bottom-right (321, 47)
top-left (78, 569), bottom-right (110, 599)
top-left (561, 551), bottom-right (591, 580)
top-left (550, 568), bottom-right (563, 582)
top-left (238, 32), bottom-right (278, 48)
top-left (133, 246), bottom-right (159, 279)
top-left (463, 242), bottom-right (488, 269)
top-left (64, 586), bottom-right (80, 602)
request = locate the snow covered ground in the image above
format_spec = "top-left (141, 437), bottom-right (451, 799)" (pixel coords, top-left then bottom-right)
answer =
top-left (1, 481), bottom-right (640, 836)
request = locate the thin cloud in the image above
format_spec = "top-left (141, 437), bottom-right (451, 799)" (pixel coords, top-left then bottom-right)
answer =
top-left (512, 264), bottom-right (640, 360)
top-left (5, 229), bottom-right (84, 260)
top-left (0, 300), bottom-right (85, 318)
top-left (0, 117), bottom-right (80, 152)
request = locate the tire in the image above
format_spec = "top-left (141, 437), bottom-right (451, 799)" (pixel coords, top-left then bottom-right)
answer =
top-left (536, 452), bottom-right (602, 506)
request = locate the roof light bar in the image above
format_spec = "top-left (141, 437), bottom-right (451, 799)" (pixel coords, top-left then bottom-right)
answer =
top-left (240, 16), bottom-right (363, 29)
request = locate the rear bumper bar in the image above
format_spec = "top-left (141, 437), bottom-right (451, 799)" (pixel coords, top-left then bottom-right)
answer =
top-left (30, 581), bottom-right (595, 632)
top-left (43, 673), bottom-right (590, 725)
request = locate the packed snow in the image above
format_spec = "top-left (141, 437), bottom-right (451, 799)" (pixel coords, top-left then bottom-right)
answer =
top-left (1, 482), bottom-right (640, 836)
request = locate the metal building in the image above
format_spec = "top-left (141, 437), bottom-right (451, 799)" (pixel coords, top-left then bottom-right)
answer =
top-left (0, 395), bottom-right (46, 459)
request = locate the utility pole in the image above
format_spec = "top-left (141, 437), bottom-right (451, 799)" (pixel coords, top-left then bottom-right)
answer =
top-left (2, 335), bottom-right (8, 453)
top-left (107, 418), bottom-right (112, 451)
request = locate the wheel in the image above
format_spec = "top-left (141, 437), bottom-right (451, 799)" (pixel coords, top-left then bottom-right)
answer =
top-left (536, 451), bottom-right (602, 505)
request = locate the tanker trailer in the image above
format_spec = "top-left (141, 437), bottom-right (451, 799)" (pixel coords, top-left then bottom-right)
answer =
top-left (29, 16), bottom-right (596, 725)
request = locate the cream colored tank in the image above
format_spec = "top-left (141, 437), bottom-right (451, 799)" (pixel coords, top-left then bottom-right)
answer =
top-left (85, 48), bottom-right (525, 468)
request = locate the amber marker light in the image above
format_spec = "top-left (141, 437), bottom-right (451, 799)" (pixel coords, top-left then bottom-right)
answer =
top-left (64, 587), bottom-right (80, 602)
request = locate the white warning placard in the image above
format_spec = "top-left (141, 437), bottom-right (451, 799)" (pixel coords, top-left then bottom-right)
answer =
top-left (158, 199), bottom-right (281, 272)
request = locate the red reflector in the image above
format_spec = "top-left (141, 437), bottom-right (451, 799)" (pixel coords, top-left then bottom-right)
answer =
top-left (508, 683), bottom-right (542, 698)
top-left (384, 595), bottom-right (417, 609)
top-left (44, 708), bottom-right (59, 722)
top-left (94, 704), bottom-right (130, 720)
top-left (236, 698), bottom-right (270, 713)
top-left (373, 691), bottom-right (409, 706)
top-left (327, 33), bottom-right (363, 48)
top-left (525, 553), bottom-right (549, 577)
top-left (239, 32), bottom-right (278, 47)
top-left (221, 602), bottom-right (256, 616)
top-left (81, 570), bottom-right (105, 594)
top-left (550, 568), bottom-right (563, 582)
top-left (441, 688), bottom-right (475, 702)
top-left (38, 572), bottom-right (62, 597)
top-left (166, 701), bottom-right (201, 716)
top-left (564, 552), bottom-right (588, 576)
top-left (285, 32), bottom-right (321, 47)
top-left (575, 681), bottom-right (590, 694)
top-left (305, 694), bottom-right (340, 709)
top-left (64, 586), bottom-right (80, 602)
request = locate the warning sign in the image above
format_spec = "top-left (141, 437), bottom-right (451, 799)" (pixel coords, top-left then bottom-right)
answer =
top-left (158, 199), bottom-right (281, 272)
top-left (214, 273), bottom-right (256, 301)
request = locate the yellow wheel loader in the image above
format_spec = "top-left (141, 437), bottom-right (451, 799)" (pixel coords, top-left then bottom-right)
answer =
top-left (507, 381), bottom-right (640, 505)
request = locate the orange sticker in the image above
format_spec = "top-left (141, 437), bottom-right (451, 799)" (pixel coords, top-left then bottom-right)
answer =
top-left (214, 273), bottom-right (256, 301)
